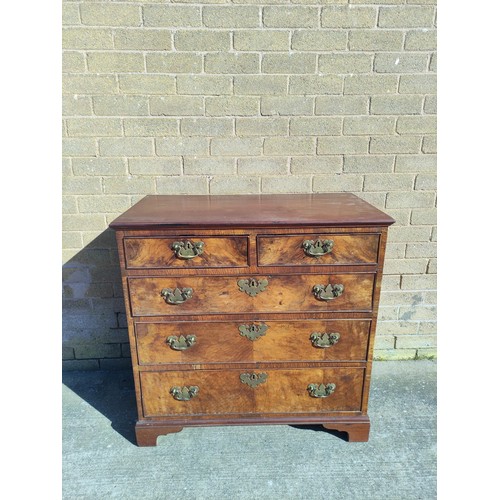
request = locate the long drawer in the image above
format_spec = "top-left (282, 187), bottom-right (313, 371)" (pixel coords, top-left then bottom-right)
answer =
top-left (135, 319), bottom-right (371, 365)
top-left (128, 273), bottom-right (375, 316)
top-left (140, 367), bottom-right (364, 417)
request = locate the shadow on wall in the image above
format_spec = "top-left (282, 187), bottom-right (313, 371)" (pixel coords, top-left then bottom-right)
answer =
top-left (62, 228), bottom-right (132, 371)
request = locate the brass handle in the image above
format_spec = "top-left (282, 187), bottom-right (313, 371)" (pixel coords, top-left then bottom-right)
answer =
top-left (166, 335), bottom-right (197, 351)
top-left (160, 287), bottom-right (193, 305)
top-left (310, 332), bottom-right (340, 348)
top-left (302, 239), bottom-right (334, 257)
top-left (237, 278), bottom-right (269, 297)
top-left (240, 372), bottom-right (268, 388)
top-left (307, 383), bottom-right (336, 398)
top-left (312, 283), bottom-right (344, 301)
top-left (239, 323), bottom-right (268, 341)
top-left (170, 386), bottom-right (199, 401)
top-left (172, 240), bottom-right (204, 260)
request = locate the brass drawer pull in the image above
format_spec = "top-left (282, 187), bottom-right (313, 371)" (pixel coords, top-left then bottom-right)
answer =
top-left (171, 240), bottom-right (204, 260)
top-left (239, 323), bottom-right (268, 341)
top-left (237, 278), bottom-right (268, 297)
top-left (307, 383), bottom-right (336, 398)
top-left (170, 386), bottom-right (199, 401)
top-left (160, 287), bottom-right (193, 305)
top-left (310, 332), bottom-right (340, 348)
top-left (302, 238), bottom-right (334, 257)
top-left (312, 283), bottom-right (344, 301)
top-left (240, 372), bottom-right (268, 388)
top-left (166, 335), bottom-right (197, 351)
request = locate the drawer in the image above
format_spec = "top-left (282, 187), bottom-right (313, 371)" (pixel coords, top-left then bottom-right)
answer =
top-left (258, 233), bottom-right (379, 267)
top-left (140, 367), bottom-right (364, 417)
top-left (135, 319), bottom-right (371, 365)
top-left (128, 273), bottom-right (375, 316)
top-left (123, 236), bottom-right (248, 269)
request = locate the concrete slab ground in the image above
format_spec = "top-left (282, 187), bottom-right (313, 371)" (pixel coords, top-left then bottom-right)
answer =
top-left (62, 360), bottom-right (436, 500)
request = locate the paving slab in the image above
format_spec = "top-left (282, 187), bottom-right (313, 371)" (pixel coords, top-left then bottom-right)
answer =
top-left (63, 360), bottom-right (436, 500)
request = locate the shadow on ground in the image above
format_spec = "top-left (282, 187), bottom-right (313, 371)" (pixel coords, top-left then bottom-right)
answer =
top-left (289, 424), bottom-right (350, 441)
top-left (62, 369), bottom-right (351, 447)
top-left (62, 361), bottom-right (437, 499)
top-left (62, 369), bottom-right (137, 445)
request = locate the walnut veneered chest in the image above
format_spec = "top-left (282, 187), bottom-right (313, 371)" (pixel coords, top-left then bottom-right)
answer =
top-left (110, 194), bottom-right (394, 446)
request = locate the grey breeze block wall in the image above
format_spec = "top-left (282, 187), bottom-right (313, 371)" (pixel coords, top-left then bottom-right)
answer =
top-left (62, 0), bottom-right (437, 371)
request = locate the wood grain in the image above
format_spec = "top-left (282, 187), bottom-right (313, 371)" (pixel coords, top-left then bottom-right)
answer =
top-left (135, 319), bottom-right (371, 365)
top-left (110, 194), bottom-right (395, 230)
top-left (128, 273), bottom-right (375, 316)
top-left (124, 236), bottom-right (248, 269)
top-left (110, 194), bottom-right (394, 445)
top-left (140, 367), bottom-right (364, 417)
top-left (258, 233), bottom-right (379, 267)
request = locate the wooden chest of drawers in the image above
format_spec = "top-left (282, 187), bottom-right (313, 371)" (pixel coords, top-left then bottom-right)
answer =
top-left (110, 194), bottom-right (394, 446)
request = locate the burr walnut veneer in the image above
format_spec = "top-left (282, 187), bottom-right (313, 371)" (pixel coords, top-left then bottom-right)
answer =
top-left (110, 194), bottom-right (394, 446)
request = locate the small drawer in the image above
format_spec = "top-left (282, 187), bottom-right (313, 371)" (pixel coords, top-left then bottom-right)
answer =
top-left (140, 367), bottom-right (364, 417)
top-left (128, 273), bottom-right (375, 317)
top-left (135, 319), bottom-right (371, 365)
top-left (123, 236), bottom-right (248, 269)
top-left (257, 233), bottom-right (379, 267)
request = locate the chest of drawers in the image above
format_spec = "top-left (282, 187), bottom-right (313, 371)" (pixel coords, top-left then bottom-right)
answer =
top-left (110, 194), bottom-right (394, 446)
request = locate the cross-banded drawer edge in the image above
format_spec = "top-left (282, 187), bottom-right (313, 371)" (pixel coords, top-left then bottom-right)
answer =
top-left (123, 235), bottom-right (250, 270)
top-left (140, 367), bottom-right (365, 417)
top-left (134, 318), bottom-right (372, 366)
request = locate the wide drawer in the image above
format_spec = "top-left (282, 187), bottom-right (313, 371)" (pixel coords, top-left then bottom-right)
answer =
top-left (128, 273), bottom-right (375, 316)
top-left (123, 236), bottom-right (248, 269)
top-left (135, 319), bottom-right (371, 365)
top-left (258, 233), bottom-right (379, 267)
top-left (140, 367), bottom-right (364, 417)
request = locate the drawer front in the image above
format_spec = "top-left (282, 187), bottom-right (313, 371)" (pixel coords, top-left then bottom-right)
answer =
top-left (140, 367), bottom-right (364, 417)
top-left (128, 273), bottom-right (375, 316)
top-left (135, 319), bottom-right (371, 365)
top-left (258, 233), bottom-right (379, 267)
top-left (124, 236), bottom-right (248, 269)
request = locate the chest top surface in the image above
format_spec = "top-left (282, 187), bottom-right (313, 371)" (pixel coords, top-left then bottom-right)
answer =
top-left (109, 193), bottom-right (395, 230)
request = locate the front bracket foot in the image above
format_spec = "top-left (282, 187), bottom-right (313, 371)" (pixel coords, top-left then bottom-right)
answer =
top-left (135, 423), bottom-right (183, 447)
top-left (322, 417), bottom-right (370, 442)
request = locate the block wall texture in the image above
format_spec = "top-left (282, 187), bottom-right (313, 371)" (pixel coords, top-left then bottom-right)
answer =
top-left (62, 0), bottom-right (437, 370)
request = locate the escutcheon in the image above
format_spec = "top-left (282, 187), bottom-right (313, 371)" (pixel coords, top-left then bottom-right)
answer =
top-left (237, 278), bottom-right (269, 297)
top-left (166, 335), bottom-right (197, 351)
top-left (312, 283), bottom-right (344, 301)
top-left (310, 332), bottom-right (341, 348)
top-left (171, 240), bottom-right (204, 260)
top-left (170, 386), bottom-right (199, 401)
top-left (160, 287), bottom-right (193, 305)
top-left (238, 323), bottom-right (268, 341)
top-left (307, 383), bottom-right (336, 398)
top-left (302, 238), bottom-right (334, 257)
top-left (240, 372), bottom-right (268, 388)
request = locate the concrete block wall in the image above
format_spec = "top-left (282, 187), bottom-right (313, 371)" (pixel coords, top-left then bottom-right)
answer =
top-left (62, 0), bottom-right (437, 370)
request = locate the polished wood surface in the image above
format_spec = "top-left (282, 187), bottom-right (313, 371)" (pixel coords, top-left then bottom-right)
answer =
top-left (110, 194), bottom-right (395, 229)
top-left (135, 319), bottom-right (371, 365)
top-left (124, 236), bottom-right (249, 269)
top-left (128, 273), bottom-right (375, 316)
top-left (110, 194), bottom-right (394, 445)
top-left (257, 233), bottom-right (379, 266)
top-left (140, 367), bottom-right (364, 417)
